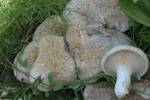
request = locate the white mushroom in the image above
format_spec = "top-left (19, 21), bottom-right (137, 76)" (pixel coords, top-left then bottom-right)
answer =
top-left (132, 81), bottom-right (150, 99)
top-left (66, 28), bottom-right (132, 80)
top-left (14, 41), bottom-right (38, 83)
top-left (101, 45), bottom-right (149, 99)
top-left (84, 83), bottom-right (115, 100)
top-left (14, 16), bottom-right (76, 91)
top-left (84, 82), bottom-right (150, 100)
top-left (64, 0), bottom-right (128, 32)
top-left (33, 16), bottom-right (67, 41)
top-left (30, 34), bottom-right (76, 91)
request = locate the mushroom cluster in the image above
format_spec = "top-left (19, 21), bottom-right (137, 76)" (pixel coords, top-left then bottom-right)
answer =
top-left (64, 0), bottom-right (131, 80)
top-left (14, 16), bottom-right (76, 91)
top-left (65, 0), bottom-right (149, 98)
top-left (14, 0), bottom-right (149, 99)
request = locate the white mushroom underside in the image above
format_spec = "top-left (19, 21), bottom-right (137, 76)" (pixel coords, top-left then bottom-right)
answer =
top-left (101, 46), bottom-right (149, 77)
top-left (101, 46), bottom-right (149, 98)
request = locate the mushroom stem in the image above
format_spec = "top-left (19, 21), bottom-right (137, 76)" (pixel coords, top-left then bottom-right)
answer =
top-left (115, 66), bottom-right (132, 99)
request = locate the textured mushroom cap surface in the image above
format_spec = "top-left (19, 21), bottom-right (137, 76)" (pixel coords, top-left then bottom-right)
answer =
top-left (101, 46), bottom-right (149, 77)
top-left (14, 41), bottom-right (39, 83)
top-left (64, 0), bottom-right (128, 32)
top-left (133, 81), bottom-right (150, 99)
top-left (84, 82), bottom-right (147, 100)
top-left (66, 28), bottom-right (132, 80)
top-left (84, 83), bottom-right (116, 100)
top-left (14, 16), bottom-right (68, 84)
top-left (30, 34), bottom-right (76, 91)
top-left (33, 16), bottom-right (67, 41)
top-left (13, 70), bottom-right (29, 83)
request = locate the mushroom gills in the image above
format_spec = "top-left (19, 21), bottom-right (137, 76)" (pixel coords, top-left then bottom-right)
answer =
top-left (101, 45), bottom-right (149, 99)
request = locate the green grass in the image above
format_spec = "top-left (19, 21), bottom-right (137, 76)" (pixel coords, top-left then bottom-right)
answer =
top-left (127, 20), bottom-right (150, 56)
top-left (0, 0), bottom-right (150, 100)
top-left (0, 0), bottom-right (75, 99)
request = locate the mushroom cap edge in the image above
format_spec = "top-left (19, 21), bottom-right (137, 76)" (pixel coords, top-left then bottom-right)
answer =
top-left (101, 45), bottom-right (149, 78)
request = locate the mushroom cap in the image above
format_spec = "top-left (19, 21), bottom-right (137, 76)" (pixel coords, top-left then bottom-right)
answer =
top-left (101, 45), bottom-right (149, 77)
top-left (14, 16), bottom-right (67, 84)
top-left (14, 41), bottom-right (38, 83)
top-left (14, 70), bottom-right (29, 83)
top-left (66, 28), bottom-right (132, 80)
top-left (29, 34), bottom-right (76, 91)
top-left (84, 83), bottom-right (115, 100)
top-left (132, 81), bottom-right (150, 99)
top-left (64, 0), bottom-right (128, 32)
top-left (84, 82), bottom-right (149, 100)
top-left (33, 16), bottom-right (67, 41)
top-left (94, 0), bottom-right (129, 32)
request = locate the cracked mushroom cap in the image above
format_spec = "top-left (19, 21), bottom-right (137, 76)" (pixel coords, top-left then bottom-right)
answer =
top-left (14, 41), bottom-right (38, 83)
top-left (101, 45), bottom-right (149, 78)
top-left (64, 0), bottom-right (128, 32)
top-left (66, 28), bottom-right (132, 80)
top-left (29, 34), bottom-right (76, 91)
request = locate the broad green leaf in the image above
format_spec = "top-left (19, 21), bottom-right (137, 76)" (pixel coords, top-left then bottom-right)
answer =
top-left (16, 58), bottom-right (28, 68)
top-left (15, 47), bottom-right (28, 68)
top-left (68, 80), bottom-right (82, 90)
top-left (48, 73), bottom-right (64, 91)
top-left (119, 0), bottom-right (150, 27)
top-left (52, 81), bottom-right (64, 91)
top-left (74, 97), bottom-right (80, 100)
top-left (48, 72), bottom-right (53, 83)
top-left (132, 0), bottom-right (139, 3)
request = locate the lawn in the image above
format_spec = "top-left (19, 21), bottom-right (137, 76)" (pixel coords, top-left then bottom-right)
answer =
top-left (0, 0), bottom-right (150, 100)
